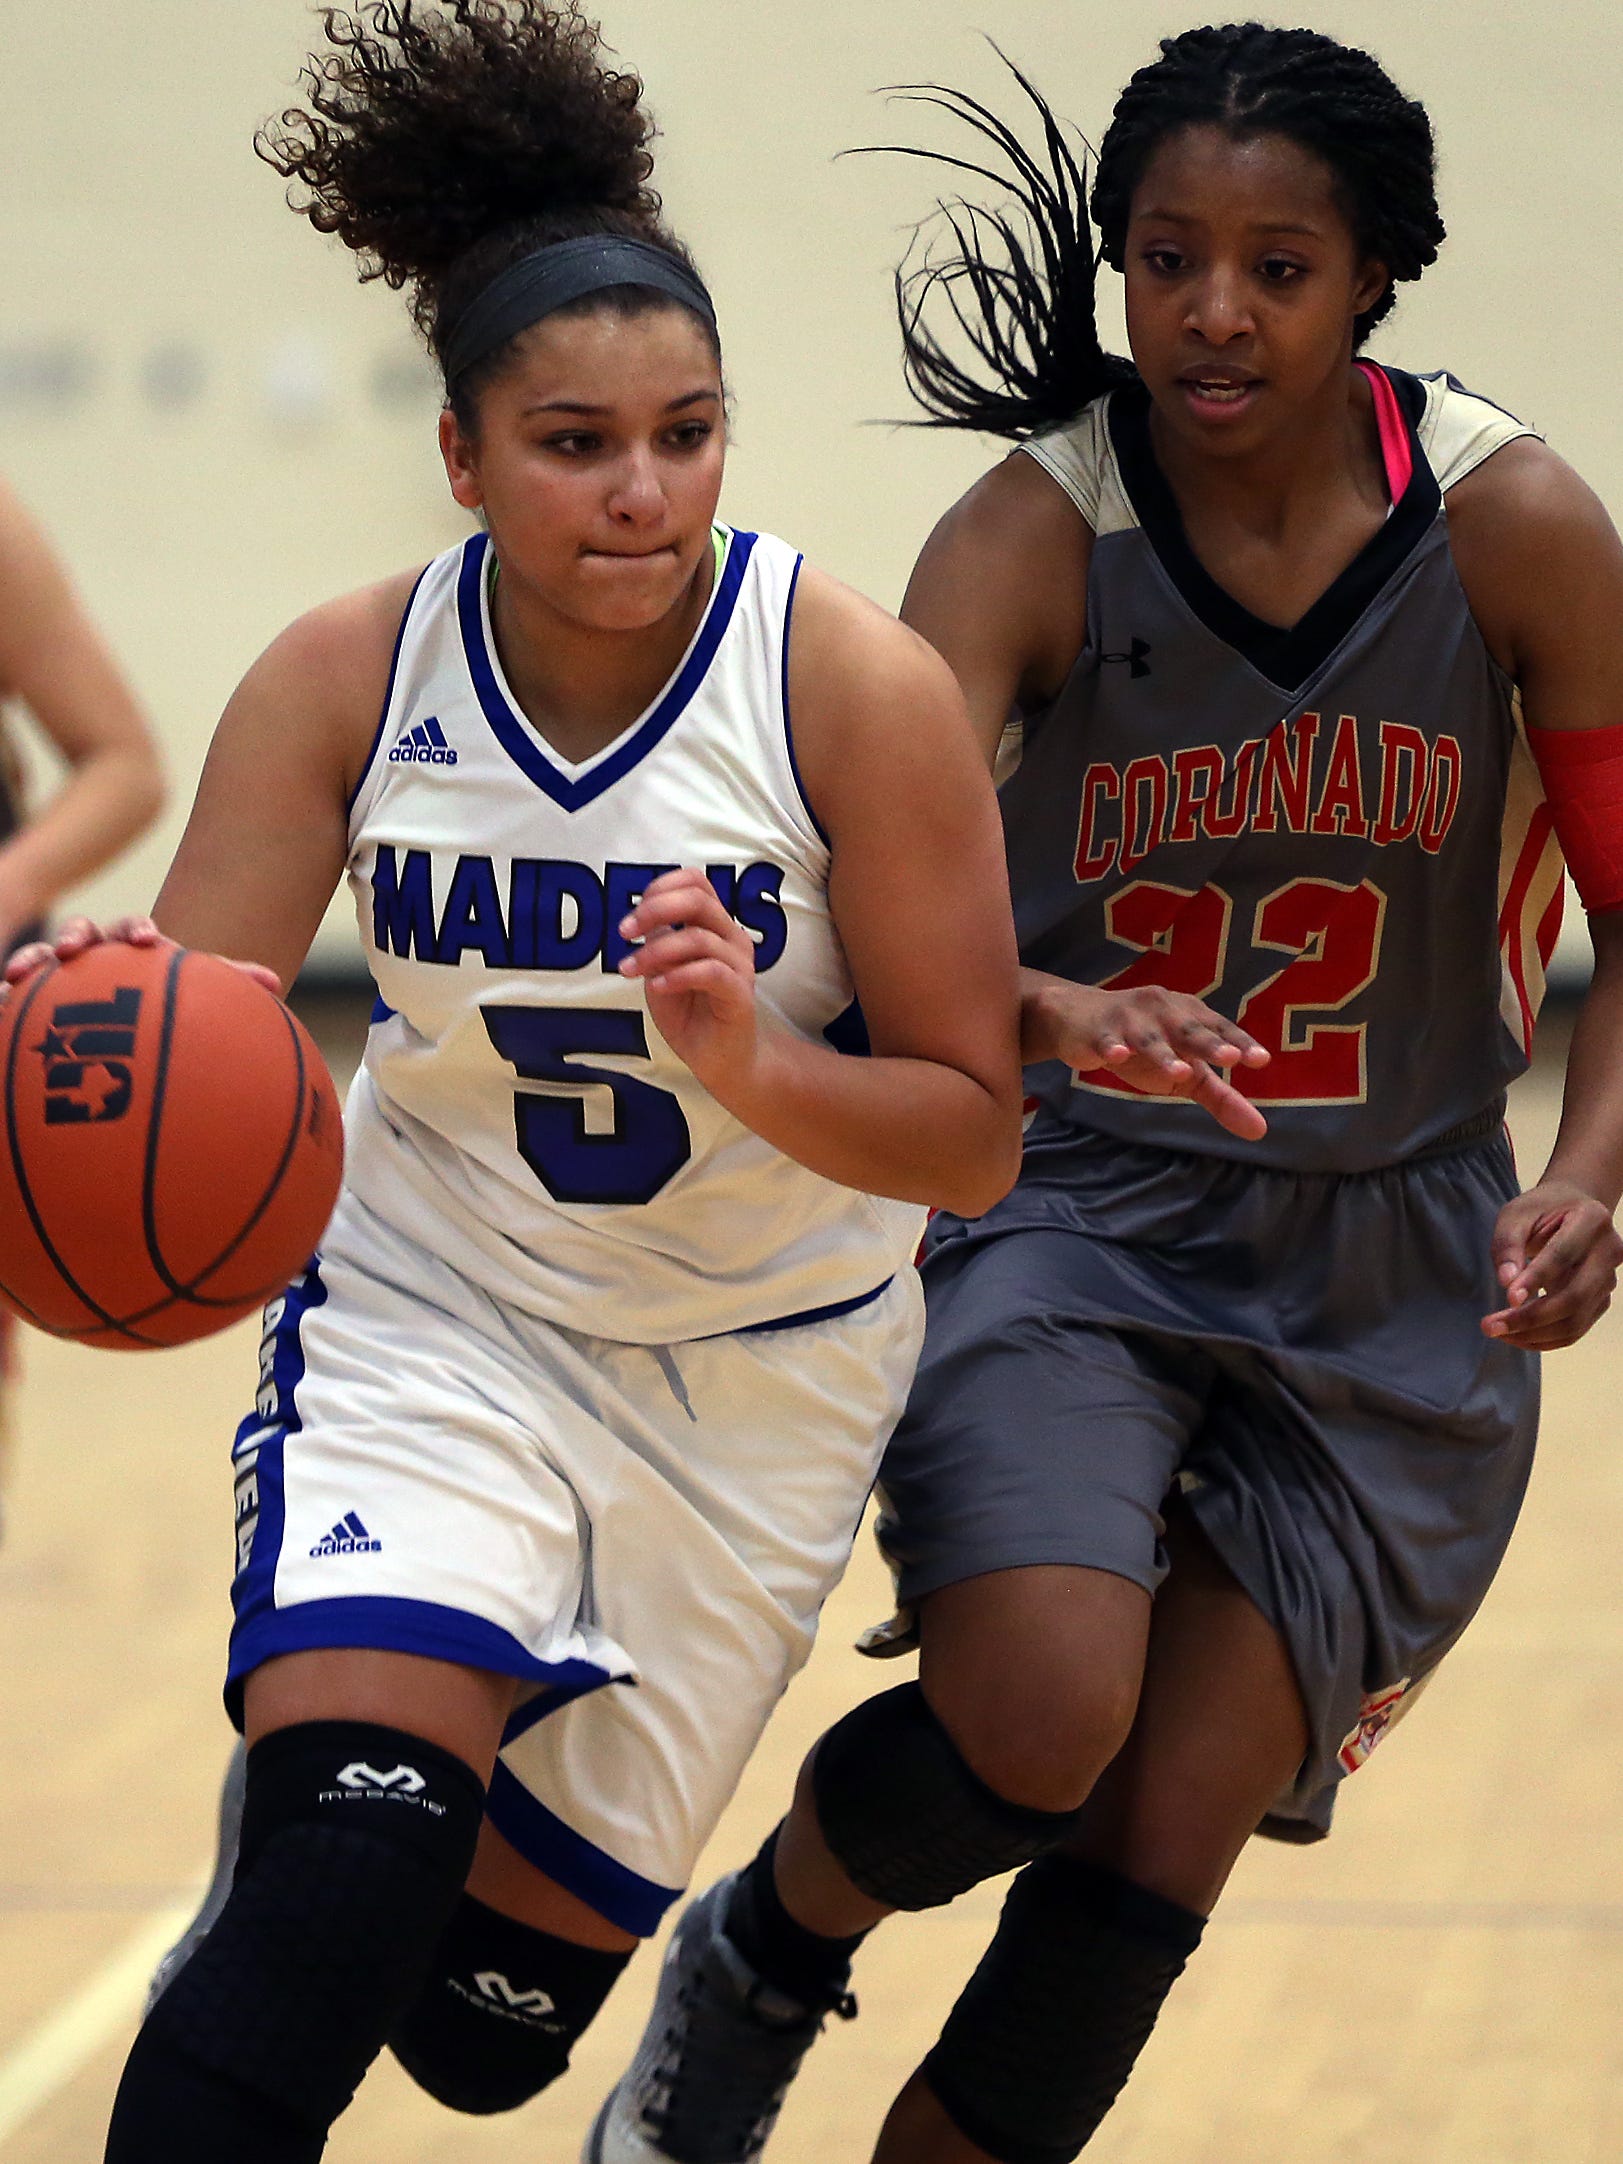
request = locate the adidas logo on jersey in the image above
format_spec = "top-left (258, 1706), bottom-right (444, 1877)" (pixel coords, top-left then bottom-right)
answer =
top-left (309, 1510), bottom-right (382, 1557)
top-left (389, 715), bottom-right (459, 767)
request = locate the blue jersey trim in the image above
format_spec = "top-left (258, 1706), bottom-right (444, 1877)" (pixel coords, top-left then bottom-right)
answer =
top-left (348, 562), bottom-right (434, 817)
top-left (821, 1000), bottom-right (871, 1057)
top-left (369, 992), bottom-right (396, 1025)
top-left (225, 1593), bottom-right (620, 1728)
top-left (779, 552), bottom-right (829, 846)
top-left (499, 1675), bottom-right (617, 1746)
top-left (228, 1263), bottom-right (327, 1638)
top-left (456, 527), bottom-right (757, 811)
top-left (733, 1276), bottom-right (891, 1336)
top-left (484, 1767), bottom-right (681, 1937)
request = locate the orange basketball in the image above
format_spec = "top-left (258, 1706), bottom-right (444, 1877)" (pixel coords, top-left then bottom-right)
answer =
top-left (0, 940), bottom-right (344, 1348)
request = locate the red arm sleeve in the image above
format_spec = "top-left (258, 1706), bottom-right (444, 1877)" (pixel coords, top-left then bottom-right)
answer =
top-left (1526, 719), bottom-right (1623, 914)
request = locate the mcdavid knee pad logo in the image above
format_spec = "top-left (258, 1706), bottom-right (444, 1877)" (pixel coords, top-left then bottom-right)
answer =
top-left (448, 1971), bottom-right (565, 2030)
top-left (319, 1761), bottom-right (447, 1816)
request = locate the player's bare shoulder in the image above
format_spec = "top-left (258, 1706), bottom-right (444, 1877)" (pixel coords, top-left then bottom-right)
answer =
top-left (223, 567), bottom-right (429, 801)
top-left (1448, 436), bottom-right (1623, 682)
top-left (783, 562), bottom-right (996, 855)
top-left (907, 449), bottom-right (1093, 725)
top-left (788, 563), bottom-right (960, 724)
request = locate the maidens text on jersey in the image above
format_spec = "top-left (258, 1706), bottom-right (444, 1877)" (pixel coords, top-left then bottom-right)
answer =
top-left (371, 845), bottom-right (789, 973)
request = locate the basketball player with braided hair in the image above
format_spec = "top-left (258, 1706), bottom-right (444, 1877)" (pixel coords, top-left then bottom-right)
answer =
top-left (591, 25), bottom-right (1623, 2164)
top-left (27, 5), bottom-right (1021, 2157)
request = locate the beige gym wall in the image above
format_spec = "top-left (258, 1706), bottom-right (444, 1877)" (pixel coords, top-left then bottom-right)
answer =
top-left (0, 1), bottom-right (1616, 970)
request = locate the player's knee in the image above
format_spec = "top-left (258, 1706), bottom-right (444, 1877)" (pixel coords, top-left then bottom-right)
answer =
top-left (390, 1895), bottom-right (631, 2114)
top-left (935, 1664), bottom-right (1141, 1816)
top-left (137, 1722), bottom-right (485, 2136)
top-left (812, 1682), bottom-right (1088, 1911)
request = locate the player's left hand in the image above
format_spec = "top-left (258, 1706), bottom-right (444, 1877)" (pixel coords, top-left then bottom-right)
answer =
top-left (617, 867), bottom-right (759, 1084)
top-left (1483, 1179), bottom-right (1623, 1348)
top-left (0, 916), bottom-right (282, 1017)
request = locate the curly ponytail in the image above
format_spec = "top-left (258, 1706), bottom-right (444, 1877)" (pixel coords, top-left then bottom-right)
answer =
top-left (257, 1), bottom-right (709, 410)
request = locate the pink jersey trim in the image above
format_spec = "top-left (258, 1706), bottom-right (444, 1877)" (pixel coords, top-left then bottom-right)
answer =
top-left (1356, 360), bottom-right (1414, 504)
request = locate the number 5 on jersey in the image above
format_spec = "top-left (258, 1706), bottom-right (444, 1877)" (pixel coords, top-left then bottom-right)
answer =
top-left (482, 1005), bottom-right (692, 1204)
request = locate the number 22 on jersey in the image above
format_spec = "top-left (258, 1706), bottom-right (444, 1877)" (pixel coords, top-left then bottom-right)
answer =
top-left (1084, 877), bottom-right (1387, 1106)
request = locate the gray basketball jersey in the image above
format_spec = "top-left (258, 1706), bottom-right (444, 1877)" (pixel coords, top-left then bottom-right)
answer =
top-left (1007, 365), bottom-right (1560, 1173)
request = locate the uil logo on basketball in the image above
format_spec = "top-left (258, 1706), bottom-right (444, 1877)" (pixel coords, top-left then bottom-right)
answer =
top-left (33, 988), bottom-right (141, 1126)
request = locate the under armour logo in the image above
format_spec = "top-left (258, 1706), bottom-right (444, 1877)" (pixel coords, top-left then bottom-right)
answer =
top-left (474, 1972), bottom-right (557, 2017)
top-left (335, 1762), bottom-right (425, 1794)
top-left (1099, 637), bottom-right (1152, 679)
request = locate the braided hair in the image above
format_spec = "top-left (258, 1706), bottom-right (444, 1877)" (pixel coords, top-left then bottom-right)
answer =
top-left (257, 1), bottom-right (711, 422)
top-left (886, 22), bottom-right (1446, 441)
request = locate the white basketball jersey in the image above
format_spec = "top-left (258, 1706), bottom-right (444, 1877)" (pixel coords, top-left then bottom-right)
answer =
top-left (343, 524), bottom-right (920, 1342)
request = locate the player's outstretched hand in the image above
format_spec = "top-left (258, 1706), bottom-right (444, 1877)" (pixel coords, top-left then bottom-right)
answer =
top-left (1038, 981), bottom-right (1272, 1143)
top-left (617, 868), bottom-right (758, 1085)
top-left (0, 916), bottom-right (282, 1014)
top-left (1483, 1179), bottom-right (1623, 1349)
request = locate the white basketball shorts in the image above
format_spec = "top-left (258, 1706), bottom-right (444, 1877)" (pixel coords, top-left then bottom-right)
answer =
top-left (226, 1189), bottom-right (923, 1934)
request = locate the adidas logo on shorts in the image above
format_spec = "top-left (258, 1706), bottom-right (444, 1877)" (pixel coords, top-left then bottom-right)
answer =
top-left (388, 715), bottom-right (458, 766)
top-left (309, 1510), bottom-right (382, 1558)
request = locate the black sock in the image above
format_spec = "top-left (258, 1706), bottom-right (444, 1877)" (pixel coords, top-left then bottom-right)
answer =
top-left (724, 1828), bottom-right (869, 2007)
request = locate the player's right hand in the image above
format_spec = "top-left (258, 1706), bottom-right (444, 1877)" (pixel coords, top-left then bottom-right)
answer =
top-left (0, 916), bottom-right (282, 1011)
top-left (1036, 981), bottom-right (1271, 1143)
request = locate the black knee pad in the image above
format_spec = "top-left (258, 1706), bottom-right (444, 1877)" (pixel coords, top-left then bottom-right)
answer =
top-left (390, 1893), bottom-right (630, 2114)
top-left (812, 1683), bottom-right (1083, 1911)
top-left (131, 1722), bottom-right (485, 2141)
top-left (925, 1854), bottom-right (1205, 2164)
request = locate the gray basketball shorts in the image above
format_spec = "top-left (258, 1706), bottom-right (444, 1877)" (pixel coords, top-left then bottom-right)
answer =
top-left (868, 1123), bottom-right (1539, 1837)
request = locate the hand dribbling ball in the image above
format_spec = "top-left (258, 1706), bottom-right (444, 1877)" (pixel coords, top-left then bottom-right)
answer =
top-left (0, 940), bottom-right (343, 1347)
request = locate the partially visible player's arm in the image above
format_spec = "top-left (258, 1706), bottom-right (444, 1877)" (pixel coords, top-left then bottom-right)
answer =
top-left (623, 571), bottom-right (1023, 1219)
top-left (1451, 438), bottom-right (1623, 1347)
top-left (0, 481), bottom-right (165, 952)
top-left (902, 451), bottom-right (1270, 1141)
top-left (7, 575), bottom-right (416, 1000)
top-left (900, 450), bottom-right (1090, 767)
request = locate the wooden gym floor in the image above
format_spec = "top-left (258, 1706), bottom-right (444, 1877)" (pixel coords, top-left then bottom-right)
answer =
top-left (0, 1004), bottom-right (1619, 2162)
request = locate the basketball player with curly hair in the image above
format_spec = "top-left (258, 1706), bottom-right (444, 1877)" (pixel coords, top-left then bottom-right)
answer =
top-left (17, 5), bottom-right (1022, 2157)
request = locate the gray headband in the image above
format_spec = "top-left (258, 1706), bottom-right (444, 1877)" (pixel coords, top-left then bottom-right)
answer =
top-left (441, 235), bottom-right (718, 390)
